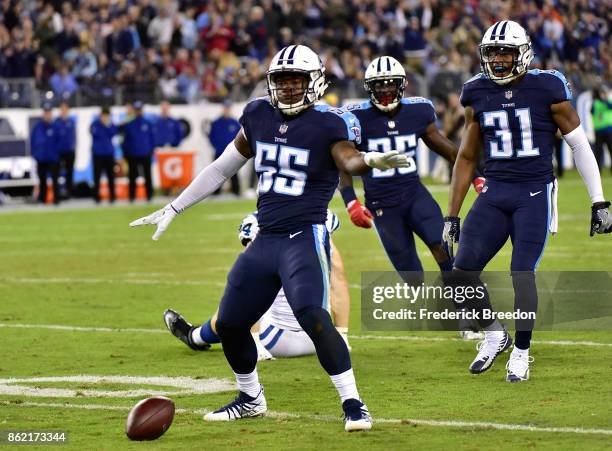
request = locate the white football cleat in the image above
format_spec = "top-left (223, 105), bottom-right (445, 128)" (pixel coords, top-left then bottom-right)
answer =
top-left (469, 329), bottom-right (512, 374)
top-left (342, 399), bottom-right (372, 432)
top-left (506, 348), bottom-right (534, 382)
top-left (204, 386), bottom-right (267, 421)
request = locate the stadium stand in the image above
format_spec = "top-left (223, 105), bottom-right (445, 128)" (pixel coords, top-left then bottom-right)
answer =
top-left (0, 0), bottom-right (608, 108)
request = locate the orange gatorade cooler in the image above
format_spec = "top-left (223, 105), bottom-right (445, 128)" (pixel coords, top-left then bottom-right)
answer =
top-left (156, 149), bottom-right (195, 189)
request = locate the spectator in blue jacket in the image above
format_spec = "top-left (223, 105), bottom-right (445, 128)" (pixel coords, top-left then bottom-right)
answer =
top-left (209, 100), bottom-right (241, 195)
top-left (122, 100), bottom-right (155, 201)
top-left (54, 101), bottom-right (77, 198)
top-left (154, 100), bottom-right (184, 148)
top-left (91, 106), bottom-right (118, 203)
top-left (31, 103), bottom-right (61, 204)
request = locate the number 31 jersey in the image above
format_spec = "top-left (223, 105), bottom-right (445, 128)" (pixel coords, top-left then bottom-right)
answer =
top-left (460, 69), bottom-right (572, 183)
top-left (240, 98), bottom-right (361, 233)
top-left (349, 98), bottom-right (436, 208)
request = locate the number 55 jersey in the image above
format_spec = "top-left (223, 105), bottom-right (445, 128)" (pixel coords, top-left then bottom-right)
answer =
top-left (240, 97), bottom-right (360, 234)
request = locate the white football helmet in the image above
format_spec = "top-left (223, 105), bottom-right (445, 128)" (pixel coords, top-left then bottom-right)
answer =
top-left (479, 20), bottom-right (534, 85)
top-left (238, 213), bottom-right (259, 246)
top-left (266, 45), bottom-right (328, 115)
top-left (364, 56), bottom-right (406, 112)
top-left (238, 210), bottom-right (339, 246)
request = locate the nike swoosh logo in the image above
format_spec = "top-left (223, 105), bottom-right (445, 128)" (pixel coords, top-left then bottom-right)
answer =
top-left (530, 191), bottom-right (542, 197)
top-left (289, 231), bottom-right (303, 239)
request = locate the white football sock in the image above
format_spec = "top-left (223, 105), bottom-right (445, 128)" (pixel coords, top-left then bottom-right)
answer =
top-left (191, 327), bottom-right (206, 345)
top-left (330, 368), bottom-right (359, 403)
top-left (512, 346), bottom-right (529, 358)
top-left (235, 369), bottom-right (261, 398)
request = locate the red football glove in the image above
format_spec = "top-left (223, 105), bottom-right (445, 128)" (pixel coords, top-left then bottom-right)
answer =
top-left (472, 176), bottom-right (486, 194)
top-left (347, 200), bottom-right (374, 228)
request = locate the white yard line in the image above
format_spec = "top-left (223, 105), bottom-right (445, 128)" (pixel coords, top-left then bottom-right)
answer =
top-left (0, 323), bottom-right (611, 347)
top-left (2, 400), bottom-right (611, 436)
top-left (3, 276), bottom-right (608, 294)
top-left (0, 276), bottom-right (226, 287)
top-left (0, 376), bottom-right (235, 398)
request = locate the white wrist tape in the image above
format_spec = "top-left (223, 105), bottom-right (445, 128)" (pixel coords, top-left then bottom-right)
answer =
top-left (171, 141), bottom-right (248, 212)
top-left (563, 126), bottom-right (605, 204)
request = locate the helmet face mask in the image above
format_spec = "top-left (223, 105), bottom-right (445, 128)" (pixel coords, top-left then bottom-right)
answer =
top-left (364, 56), bottom-right (407, 112)
top-left (479, 21), bottom-right (534, 85)
top-left (266, 45), bottom-right (328, 115)
top-left (480, 44), bottom-right (521, 81)
top-left (365, 77), bottom-right (405, 111)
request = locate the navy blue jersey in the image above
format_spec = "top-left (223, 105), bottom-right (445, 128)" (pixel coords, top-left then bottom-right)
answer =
top-left (460, 69), bottom-right (571, 183)
top-left (349, 98), bottom-right (436, 207)
top-left (240, 98), bottom-right (360, 233)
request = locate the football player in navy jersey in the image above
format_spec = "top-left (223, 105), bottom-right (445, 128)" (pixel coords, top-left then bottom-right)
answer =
top-left (163, 210), bottom-right (352, 360)
top-left (131, 45), bottom-right (412, 431)
top-left (339, 56), bottom-right (484, 339)
top-left (443, 20), bottom-right (612, 382)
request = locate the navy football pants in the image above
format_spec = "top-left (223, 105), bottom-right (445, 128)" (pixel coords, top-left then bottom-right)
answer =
top-left (216, 224), bottom-right (351, 375)
top-left (455, 180), bottom-right (553, 272)
top-left (371, 182), bottom-right (444, 273)
top-left (454, 180), bottom-right (554, 345)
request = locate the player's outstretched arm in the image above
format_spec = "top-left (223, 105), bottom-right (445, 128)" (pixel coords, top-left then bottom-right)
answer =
top-left (552, 101), bottom-right (612, 235)
top-left (331, 140), bottom-right (410, 176)
top-left (130, 130), bottom-right (253, 240)
top-left (338, 171), bottom-right (373, 228)
top-left (443, 107), bottom-right (482, 258)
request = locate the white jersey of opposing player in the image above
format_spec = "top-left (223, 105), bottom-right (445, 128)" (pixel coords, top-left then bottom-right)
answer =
top-left (238, 210), bottom-right (340, 333)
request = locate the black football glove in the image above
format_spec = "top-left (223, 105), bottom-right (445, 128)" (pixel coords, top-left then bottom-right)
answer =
top-left (442, 216), bottom-right (461, 260)
top-left (590, 201), bottom-right (612, 236)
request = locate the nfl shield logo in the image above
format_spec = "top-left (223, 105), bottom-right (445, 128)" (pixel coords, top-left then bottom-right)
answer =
top-left (482, 185), bottom-right (488, 193)
top-left (388, 121), bottom-right (396, 129)
top-left (279, 123), bottom-right (288, 134)
top-left (505, 90), bottom-right (513, 100)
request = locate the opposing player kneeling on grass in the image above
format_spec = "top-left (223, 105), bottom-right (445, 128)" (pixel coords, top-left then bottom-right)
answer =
top-left (164, 210), bottom-right (352, 359)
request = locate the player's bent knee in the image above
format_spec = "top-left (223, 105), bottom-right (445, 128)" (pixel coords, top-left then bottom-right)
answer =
top-left (429, 243), bottom-right (449, 262)
top-left (294, 307), bottom-right (334, 337)
top-left (215, 319), bottom-right (250, 340)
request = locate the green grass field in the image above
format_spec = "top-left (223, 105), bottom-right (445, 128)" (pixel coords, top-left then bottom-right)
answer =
top-left (1, 170), bottom-right (611, 450)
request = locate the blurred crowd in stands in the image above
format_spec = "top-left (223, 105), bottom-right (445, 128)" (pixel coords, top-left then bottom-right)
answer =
top-left (0, 0), bottom-right (608, 108)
